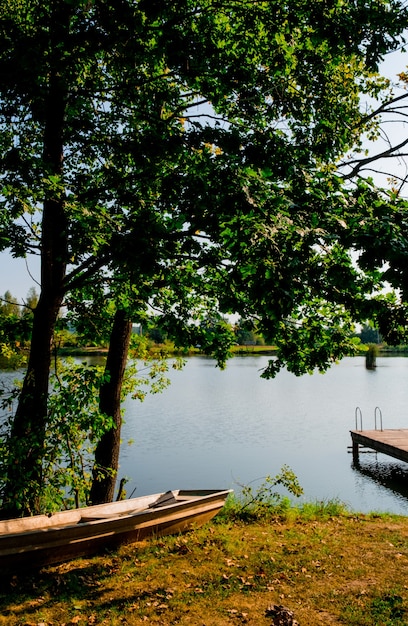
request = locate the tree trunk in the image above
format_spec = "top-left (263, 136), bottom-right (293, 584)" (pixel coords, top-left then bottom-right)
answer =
top-left (89, 309), bottom-right (132, 504)
top-left (2, 68), bottom-right (67, 516)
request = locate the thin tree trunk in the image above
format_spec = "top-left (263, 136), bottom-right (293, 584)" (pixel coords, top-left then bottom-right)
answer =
top-left (89, 309), bottom-right (132, 505)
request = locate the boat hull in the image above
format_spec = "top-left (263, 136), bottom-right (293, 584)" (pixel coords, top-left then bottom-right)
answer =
top-left (0, 489), bottom-right (231, 573)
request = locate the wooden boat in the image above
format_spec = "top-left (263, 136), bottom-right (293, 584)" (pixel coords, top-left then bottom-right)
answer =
top-left (0, 489), bottom-right (231, 574)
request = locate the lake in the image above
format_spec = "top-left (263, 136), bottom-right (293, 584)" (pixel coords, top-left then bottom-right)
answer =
top-left (118, 355), bottom-right (408, 514)
top-left (2, 355), bottom-right (408, 514)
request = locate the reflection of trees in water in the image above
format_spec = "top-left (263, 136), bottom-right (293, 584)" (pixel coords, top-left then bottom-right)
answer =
top-left (352, 458), bottom-right (408, 500)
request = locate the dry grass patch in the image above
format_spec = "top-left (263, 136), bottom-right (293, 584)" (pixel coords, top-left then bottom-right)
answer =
top-left (1, 512), bottom-right (408, 625)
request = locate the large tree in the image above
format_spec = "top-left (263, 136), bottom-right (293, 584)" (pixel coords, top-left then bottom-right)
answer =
top-left (0, 0), bottom-right (407, 514)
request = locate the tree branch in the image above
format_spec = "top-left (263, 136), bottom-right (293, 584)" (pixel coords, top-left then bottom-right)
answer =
top-left (64, 250), bottom-right (112, 293)
top-left (340, 136), bottom-right (408, 180)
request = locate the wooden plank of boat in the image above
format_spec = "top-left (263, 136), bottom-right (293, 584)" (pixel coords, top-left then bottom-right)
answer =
top-left (0, 489), bottom-right (231, 574)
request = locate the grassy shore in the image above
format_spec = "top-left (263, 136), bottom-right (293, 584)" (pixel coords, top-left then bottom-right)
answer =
top-left (1, 501), bottom-right (408, 625)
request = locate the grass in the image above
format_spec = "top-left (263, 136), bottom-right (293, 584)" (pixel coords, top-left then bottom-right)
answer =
top-left (2, 499), bottom-right (408, 625)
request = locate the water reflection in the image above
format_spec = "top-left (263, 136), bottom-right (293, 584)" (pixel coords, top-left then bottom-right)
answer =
top-left (352, 457), bottom-right (408, 503)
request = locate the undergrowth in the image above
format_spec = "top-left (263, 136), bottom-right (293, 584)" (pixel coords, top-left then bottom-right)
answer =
top-left (219, 466), bottom-right (350, 523)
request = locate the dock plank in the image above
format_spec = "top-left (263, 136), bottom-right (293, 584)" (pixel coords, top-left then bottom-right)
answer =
top-left (350, 429), bottom-right (408, 464)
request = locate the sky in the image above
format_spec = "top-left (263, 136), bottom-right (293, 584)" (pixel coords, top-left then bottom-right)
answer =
top-left (1, 48), bottom-right (408, 303)
top-left (0, 250), bottom-right (40, 302)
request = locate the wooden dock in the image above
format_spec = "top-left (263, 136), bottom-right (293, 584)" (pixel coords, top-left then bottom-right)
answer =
top-left (350, 429), bottom-right (408, 465)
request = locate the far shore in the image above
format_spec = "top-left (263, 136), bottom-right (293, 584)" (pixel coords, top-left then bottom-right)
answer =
top-left (56, 343), bottom-right (408, 358)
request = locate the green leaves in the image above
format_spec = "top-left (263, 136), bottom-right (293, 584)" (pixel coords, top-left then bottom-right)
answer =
top-left (227, 465), bottom-right (304, 521)
top-left (44, 360), bottom-right (114, 510)
top-left (2, 0), bottom-right (408, 512)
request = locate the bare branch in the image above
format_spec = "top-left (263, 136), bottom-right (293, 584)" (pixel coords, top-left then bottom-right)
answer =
top-left (340, 136), bottom-right (408, 179)
top-left (359, 91), bottom-right (408, 126)
top-left (64, 251), bottom-right (111, 293)
top-left (24, 258), bottom-right (41, 294)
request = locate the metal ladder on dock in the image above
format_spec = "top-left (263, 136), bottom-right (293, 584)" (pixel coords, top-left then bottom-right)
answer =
top-left (349, 407), bottom-right (383, 459)
top-left (354, 406), bottom-right (383, 432)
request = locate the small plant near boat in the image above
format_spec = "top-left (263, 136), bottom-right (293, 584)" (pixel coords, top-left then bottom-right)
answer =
top-left (221, 465), bottom-right (304, 521)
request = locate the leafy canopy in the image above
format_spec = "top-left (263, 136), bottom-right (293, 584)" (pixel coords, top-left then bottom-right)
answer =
top-left (0, 0), bottom-right (407, 375)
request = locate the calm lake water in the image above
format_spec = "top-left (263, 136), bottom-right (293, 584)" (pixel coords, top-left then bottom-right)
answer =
top-left (2, 355), bottom-right (408, 514)
top-left (118, 355), bottom-right (408, 514)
